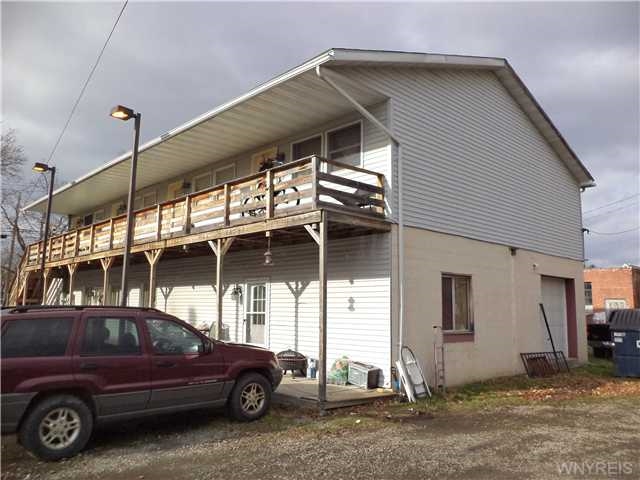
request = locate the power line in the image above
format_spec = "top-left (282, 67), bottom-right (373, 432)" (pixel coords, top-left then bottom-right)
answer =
top-left (583, 193), bottom-right (640, 215)
top-left (584, 201), bottom-right (639, 221)
top-left (588, 226), bottom-right (640, 236)
top-left (44, 0), bottom-right (129, 166)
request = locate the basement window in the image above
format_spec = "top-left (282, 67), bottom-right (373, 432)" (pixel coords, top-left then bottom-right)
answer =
top-left (442, 274), bottom-right (473, 332)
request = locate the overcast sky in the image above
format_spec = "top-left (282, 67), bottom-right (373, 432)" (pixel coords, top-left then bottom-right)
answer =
top-left (2, 1), bottom-right (638, 266)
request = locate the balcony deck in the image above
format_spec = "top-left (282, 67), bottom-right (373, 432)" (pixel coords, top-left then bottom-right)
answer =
top-left (23, 156), bottom-right (390, 271)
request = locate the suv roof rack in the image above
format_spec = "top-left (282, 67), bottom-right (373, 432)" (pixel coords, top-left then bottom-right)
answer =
top-left (4, 305), bottom-right (164, 314)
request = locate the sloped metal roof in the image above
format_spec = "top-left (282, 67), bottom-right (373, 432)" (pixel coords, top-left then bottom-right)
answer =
top-left (25, 48), bottom-right (594, 215)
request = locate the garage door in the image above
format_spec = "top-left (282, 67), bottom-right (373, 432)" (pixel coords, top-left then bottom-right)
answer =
top-left (541, 276), bottom-right (568, 355)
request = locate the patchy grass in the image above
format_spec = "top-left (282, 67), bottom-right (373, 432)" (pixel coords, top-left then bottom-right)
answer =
top-left (321, 358), bottom-right (639, 425)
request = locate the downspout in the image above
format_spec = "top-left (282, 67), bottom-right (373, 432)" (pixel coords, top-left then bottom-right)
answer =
top-left (315, 66), bottom-right (406, 360)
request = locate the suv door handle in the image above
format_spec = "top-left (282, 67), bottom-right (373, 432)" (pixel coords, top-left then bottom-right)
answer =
top-left (156, 361), bottom-right (177, 368)
top-left (80, 363), bottom-right (99, 370)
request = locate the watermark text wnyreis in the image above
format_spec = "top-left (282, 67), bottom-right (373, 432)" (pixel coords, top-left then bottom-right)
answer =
top-left (557, 461), bottom-right (635, 476)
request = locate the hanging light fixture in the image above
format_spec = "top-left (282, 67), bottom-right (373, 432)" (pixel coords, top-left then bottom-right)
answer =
top-left (263, 232), bottom-right (273, 266)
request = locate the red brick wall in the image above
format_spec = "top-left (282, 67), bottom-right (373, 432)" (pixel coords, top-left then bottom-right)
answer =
top-left (584, 267), bottom-right (640, 310)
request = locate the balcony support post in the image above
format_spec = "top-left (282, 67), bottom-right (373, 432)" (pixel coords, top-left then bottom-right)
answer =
top-left (67, 263), bottom-right (78, 305)
top-left (208, 238), bottom-right (235, 340)
top-left (100, 257), bottom-right (115, 305)
top-left (42, 268), bottom-right (51, 305)
top-left (304, 215), bottom-right (327, 408)
top-left (21, 270), bottom-right (30, 305)
top-left (143, 249), bottom-right (164, 308)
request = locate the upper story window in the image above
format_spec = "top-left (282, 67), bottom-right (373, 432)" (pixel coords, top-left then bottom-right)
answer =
top-left (134, 191), bottom-right (157, 210)
top-left (193, 172), bottom-right (213, 192)
top-left (442, 274), bottom-right (473, 332)
top-left (292, 135), bottom-right (322, 161)
top-left (584, 282), bottom-right (593, 309)
top-left (327, 123), bottom-right (362, 167)
top-left (215, 164), bottom-right (236, 184)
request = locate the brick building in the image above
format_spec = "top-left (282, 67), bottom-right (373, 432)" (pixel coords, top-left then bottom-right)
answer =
top-left (584, 265), bottom-right (640, 312)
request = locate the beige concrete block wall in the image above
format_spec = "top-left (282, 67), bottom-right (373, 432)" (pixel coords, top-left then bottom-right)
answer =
top-left (399, 226), bottom-right (586, 387)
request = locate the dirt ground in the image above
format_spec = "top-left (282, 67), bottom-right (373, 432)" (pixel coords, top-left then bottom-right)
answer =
top-left (2, 363), bottom-right (639, 480)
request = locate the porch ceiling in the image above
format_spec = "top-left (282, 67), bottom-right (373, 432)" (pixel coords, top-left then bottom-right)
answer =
top-left (28, 69), bottom-right (386, 216)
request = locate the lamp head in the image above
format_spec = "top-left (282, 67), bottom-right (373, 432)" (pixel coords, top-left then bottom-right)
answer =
top-left (32, 162), bottom-right (50, 173)
top-left (110, 105), bottom-right (136, 121)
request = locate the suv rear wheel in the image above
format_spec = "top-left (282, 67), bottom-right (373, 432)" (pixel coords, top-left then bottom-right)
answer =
top-left (228, 372), bottom-right (272, 421)
top-left (19, 394), bottom-right (93, 461)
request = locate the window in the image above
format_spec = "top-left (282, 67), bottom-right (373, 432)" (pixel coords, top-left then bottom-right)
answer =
top-left (134, 191), bottom-right (157, 210)
top-left (584, 282), bottom-right (593, 309)
top-left (292, 135), bottom-right (322, 161)
top-left (81, 317), bottom-right (141, 355)
top-left (83, 213), bottom-right (93, 226)
top-left (605, 299), bottom-right (627, 310)
top-left (215, 164), bottom-right (236, 184)
top-left (1, 318), bottom-right (73, 358)
top-left (193, 172), bottom-right (213, 192)
top-left (93, 209), bottom-right (106, 222)
top-left (442, 275), bottom-right (473, 331)
top-left (327, 123), bottom-right (362, 167)
top-left (145, 318), bottom-right (203, 354)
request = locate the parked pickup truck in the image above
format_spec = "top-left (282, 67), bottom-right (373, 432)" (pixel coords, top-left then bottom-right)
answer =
top-left (1, 306), bottom-right (282, 461)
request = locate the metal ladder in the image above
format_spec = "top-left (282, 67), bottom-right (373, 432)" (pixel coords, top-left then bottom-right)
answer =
top-left (433, 326), bottom-right (446, 393)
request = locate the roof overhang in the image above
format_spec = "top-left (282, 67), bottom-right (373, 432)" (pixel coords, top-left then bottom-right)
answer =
top-left (25, 48), bottom-right (594, 214)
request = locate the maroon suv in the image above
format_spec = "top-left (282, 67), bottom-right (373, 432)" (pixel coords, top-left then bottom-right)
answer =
top-left (1, 306), bottom-right (282, 460)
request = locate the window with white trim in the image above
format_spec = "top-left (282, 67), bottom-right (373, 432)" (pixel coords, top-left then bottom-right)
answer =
top-left (292, 135), bottom-right (322, 161)
top-left (215, 164), bottom-right (236, 184)
top-left (442, 274), bottom-right (473, 332)
top-left (193, 172), bottom-right (213, 192)
top-left (327, 123), bottom-right (361, 167)
top-left (134, 191), bottom-right (157, 210)
top-left (584, 282), bottom-right (593, 309)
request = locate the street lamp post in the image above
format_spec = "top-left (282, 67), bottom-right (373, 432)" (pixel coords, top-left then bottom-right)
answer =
top-left (32, 162), bottom-right (56, 304)
top-left (110, 105), bottom-right (141, 307)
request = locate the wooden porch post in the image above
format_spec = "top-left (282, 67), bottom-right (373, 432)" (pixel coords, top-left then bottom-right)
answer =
top-left (42, 268), bottom-right (51, 305)
top-left (304, 216), bottom-right (328, 407)
top-left (100, 257), bottom-right (114, 305)
top-left (21, 271), bottom-right (30, 305)
top-left (208, 238), bottom-right (235, 340)
top-left (318, 214), bottom-right (328, 406)
top-left (67, 263), bottom-right (78, 305)
top-left (143, 249), bottom-right (164, 308)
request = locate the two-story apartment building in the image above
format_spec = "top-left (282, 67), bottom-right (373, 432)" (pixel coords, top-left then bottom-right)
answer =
top-left (12, 48), bottom-right (594, 395)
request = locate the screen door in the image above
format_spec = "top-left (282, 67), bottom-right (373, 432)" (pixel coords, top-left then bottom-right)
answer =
top-left (245, 283), bottom-right (267, 345)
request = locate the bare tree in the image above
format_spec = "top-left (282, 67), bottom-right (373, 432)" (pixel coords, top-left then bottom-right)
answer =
top-left (1, 129), bottom-right (67, 302)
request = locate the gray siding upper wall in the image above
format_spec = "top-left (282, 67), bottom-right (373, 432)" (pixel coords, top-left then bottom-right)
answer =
top-left (337, 66), bottom-right (584, 260)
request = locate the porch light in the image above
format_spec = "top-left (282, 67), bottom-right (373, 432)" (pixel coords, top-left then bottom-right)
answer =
top-left (263, 234), bottom-right (273, 266)
top-left (231, 285), bottom-right (242, 301)
top-left (110, 105), bottom-right (136, 121)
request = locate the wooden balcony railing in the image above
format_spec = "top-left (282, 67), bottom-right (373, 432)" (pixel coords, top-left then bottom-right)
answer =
top-left (25, 156), bottom-right (386, 267)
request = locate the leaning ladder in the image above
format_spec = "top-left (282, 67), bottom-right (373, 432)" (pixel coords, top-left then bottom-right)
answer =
top-left (433, 326), bottom-right (446, 393)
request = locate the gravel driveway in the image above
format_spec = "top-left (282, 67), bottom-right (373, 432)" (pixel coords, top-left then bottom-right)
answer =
top-left (2, 396), bottom-right (639, 480)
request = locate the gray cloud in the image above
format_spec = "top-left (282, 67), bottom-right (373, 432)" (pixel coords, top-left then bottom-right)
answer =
top-left (2, 1), bottom-right (638, 266)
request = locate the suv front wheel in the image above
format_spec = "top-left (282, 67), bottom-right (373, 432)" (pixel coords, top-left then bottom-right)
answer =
top-left (19, 394), bottom-right (93, 461)
top-left (228, 372), bottom-right (272, 421)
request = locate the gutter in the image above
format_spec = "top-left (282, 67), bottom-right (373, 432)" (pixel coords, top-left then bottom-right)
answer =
top-left (315, 66), bottom-right (406, 362)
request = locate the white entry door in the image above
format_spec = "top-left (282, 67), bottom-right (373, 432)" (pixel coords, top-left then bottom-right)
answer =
top-left (245, 282), bottom-right (267, 345)
top-left (541, 276), bottom-right (568, 355)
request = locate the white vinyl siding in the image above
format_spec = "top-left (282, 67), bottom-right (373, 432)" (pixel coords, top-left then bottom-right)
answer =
top-left (62, 233), bottom-right (392, 384)
top-left (338, 66), bottom-right (584, 260)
